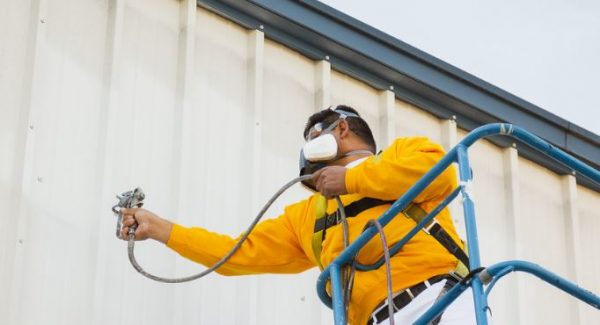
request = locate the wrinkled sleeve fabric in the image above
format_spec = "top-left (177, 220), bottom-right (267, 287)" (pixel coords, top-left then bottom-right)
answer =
top-left (345, 137), bottom-right (457, 203)
top-left (166, 200), bottom-right (315, 276)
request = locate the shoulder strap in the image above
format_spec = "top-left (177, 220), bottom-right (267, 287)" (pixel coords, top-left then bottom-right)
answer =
top-left (312, 197), bottom-right (392, 269)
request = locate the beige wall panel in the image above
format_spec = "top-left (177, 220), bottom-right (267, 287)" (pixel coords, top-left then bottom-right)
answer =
top-left (330, 70), bottom-right (381, 148)
top-left (162, 7), bottom-right (253, 325)
top-left (0, 0), bottom-right (33, 319)
top-left (517, 158), bottom-right (573, 324)
top-left (395, 99), bottom-right (442, 143)
top-left (261, 39), bottom-right (315, 204)
top-left (185, 8), bottom-right (251, 238)
top-left (9, 1), bottom-right (106, 324)
top-left (91, 0), bottom-right (181, 325)
top-left (4, 0), bottom-right (111, 324)
top-left (453, 128), bottom-right (470, 237)
top-left (456, 130), bottom-right (515, 324)
top-left (576, 185), bottom-right (600, 323)
top-left (457, 129), bottom-right (520, 323)
top-left (258, 39), bottom-right (330, 325)
top-left (456, 129), bottom-right (510, 258)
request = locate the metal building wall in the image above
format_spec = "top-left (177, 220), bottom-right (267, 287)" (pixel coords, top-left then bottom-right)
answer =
top-left (0, 0), bottom-right (598, 324)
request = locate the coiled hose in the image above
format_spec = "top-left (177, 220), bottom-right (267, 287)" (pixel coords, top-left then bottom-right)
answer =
top-left (365, 219), bottom-right (395, 325)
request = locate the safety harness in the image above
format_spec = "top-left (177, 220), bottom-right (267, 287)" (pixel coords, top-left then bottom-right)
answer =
top-left (311, 197), bottom-right (470, 273)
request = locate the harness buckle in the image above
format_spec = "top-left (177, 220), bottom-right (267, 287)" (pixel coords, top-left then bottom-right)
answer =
top-left (449, 269), bottom-right (465, 282)
top-left (423, 219), bottom-right (439, 235)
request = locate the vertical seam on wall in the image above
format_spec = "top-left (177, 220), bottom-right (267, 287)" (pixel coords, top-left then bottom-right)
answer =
top-left (562, 175), bottom-right (583, 323)
top-left (440, 119), bottom-right (457, 152)
top-left (90, 0), bottom-right (124, 323)
top-left (315, 60), bottom-right (330, 111)
top-left (440, 119), bottom-right (462, 234)
top-left (503, 146), bottom-right (524, 325)
top-left (378, 89), bottom-right (395, 148)
top-left (314, 59), bottom-right (330, 324)
top-left (172, 0), bottom-right (197, 324)
top-left (247, 28), bottom-right (264, 325)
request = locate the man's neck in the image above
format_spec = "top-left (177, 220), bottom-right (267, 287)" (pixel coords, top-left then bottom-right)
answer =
top-left (330, 151), bottom-right (372, 167)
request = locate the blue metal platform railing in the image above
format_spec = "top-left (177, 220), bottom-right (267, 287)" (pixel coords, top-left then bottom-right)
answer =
top-left (316, 123), bottom-right (600, 325)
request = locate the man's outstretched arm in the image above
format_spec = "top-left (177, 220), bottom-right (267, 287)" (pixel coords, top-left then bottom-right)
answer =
top-left (119, 201), bottom-right (315, 276)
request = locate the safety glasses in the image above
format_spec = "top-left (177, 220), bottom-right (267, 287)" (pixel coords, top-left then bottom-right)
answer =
top-left (305, 114), bottom-right (347, 141)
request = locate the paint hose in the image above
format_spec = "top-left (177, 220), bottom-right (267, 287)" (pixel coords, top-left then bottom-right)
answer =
top-left (117, 175), bottom-right (318, 283)
top-left (115, 175), bottom-right (394, 322)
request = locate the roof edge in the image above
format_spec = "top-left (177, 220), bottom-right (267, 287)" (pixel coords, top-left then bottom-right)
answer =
top-left (298, 0), bottom-right (596, 137)
top-left (197, 0), bottom-right (600, 191)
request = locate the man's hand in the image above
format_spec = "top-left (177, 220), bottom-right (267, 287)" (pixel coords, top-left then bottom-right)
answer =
top-left (313, 166), bottom-right (348, 198)
top-left (119, 208), bottom-right (173, 244)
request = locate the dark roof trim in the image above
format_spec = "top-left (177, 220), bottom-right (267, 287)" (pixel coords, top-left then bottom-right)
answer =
top-left (197, 0), bottom-right (600, 191)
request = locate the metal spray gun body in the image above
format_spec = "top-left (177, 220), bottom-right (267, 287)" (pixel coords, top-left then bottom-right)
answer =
top-left (111, 188), bottom-right (145, 237)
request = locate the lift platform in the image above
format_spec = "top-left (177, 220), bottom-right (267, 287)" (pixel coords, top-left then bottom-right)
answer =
top-left (316, 123), bottom-right (600, 324)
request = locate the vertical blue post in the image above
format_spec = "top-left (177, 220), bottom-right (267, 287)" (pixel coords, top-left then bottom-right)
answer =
top-left (330, 264), bottom-right (346, 325)
top-left (456, 145), bottom-right (489, 325)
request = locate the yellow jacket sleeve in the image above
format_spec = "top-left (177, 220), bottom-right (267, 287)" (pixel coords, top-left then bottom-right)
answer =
top-left (345, 137), bottom-right (457, 203)
top-left (166, 200), bottom-right (315, 276)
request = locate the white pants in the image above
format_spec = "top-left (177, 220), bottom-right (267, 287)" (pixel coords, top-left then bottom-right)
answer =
top-left (390, 280), bottom-right (488, 324)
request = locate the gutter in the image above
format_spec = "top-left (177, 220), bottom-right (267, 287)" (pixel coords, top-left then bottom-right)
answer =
top-left (197, 0), bottom-right (600, 191)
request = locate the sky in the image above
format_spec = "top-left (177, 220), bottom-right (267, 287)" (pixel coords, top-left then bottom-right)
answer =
top-left (320, 0), bottom-right (600, 136)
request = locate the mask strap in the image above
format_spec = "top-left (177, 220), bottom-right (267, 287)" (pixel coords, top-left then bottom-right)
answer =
top-left (330, 107), bottom-right (360, 119)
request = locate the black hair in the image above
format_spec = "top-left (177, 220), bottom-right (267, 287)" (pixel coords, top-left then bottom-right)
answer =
top-left (303, 105), bottom-right (376, 153)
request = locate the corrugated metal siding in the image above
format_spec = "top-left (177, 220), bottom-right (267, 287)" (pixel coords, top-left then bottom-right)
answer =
top-left (518, 160), bottom-right (573, 324)
top-left (1, 1), bottom-right (598, 324)
top-left (461, 134), bottom-right (516, 325)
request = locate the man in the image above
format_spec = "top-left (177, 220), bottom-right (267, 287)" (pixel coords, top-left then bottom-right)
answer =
top-left (119, 105), bottom-right (475, 324)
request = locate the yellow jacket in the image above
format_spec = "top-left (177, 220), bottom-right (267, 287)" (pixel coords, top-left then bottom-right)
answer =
top-left (167, 137), bottom-right (461, 325)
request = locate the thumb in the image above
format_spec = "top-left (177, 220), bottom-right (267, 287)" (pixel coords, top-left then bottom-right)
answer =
top-left (312, 168), bottom-right (325, 181)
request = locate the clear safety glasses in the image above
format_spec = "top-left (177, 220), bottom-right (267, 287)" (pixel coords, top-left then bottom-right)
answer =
top-left (305, 114), bottom-right (347, 141)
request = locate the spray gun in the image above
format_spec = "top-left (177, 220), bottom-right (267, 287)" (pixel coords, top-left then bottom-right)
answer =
top-left (111, 187), bottom-right (145, 238)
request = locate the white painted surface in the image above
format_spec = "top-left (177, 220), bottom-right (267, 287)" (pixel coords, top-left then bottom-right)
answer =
top-left (577, 185), bottom-right (600, 324)
top-left (330, 70), bottom-right (381, 152)
top-left (394, 100), bottom-right (442, 143)
top-left (315, 60), bottom-right (331, 111)
top-left (378, 90), bottom-right (396, 148)
top-left (459, 131), bottom-right (517, 325)
top-left (0, 1), bottom-right (598, 324)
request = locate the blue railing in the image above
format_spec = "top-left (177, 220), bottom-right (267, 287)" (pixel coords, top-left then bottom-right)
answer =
top-left (316, 123), bottom-right (600, 325)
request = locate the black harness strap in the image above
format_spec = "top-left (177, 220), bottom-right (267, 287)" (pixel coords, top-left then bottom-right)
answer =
top-left (427, 222), bottom-right (470, 268)
top-left (313, 197), bottom-right (393, 238)
top-left (311, 198), bottom-right (392, 269)
top-left (405, 206), bottom-right (470, 269)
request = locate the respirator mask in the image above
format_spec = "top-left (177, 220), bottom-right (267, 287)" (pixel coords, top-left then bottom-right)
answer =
top-left (299, 110), bottom-right (372, 191)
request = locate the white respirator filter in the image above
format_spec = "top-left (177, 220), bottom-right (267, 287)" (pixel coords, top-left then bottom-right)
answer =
top-left (302, 133), bottom-right (338, 161)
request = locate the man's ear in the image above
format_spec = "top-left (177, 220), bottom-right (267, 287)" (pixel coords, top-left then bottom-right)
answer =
top-left (338, 119), bottom-right (350, 139)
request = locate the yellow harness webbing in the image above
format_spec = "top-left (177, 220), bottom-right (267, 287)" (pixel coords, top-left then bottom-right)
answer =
top-left (311, 199), bottom-right (426, 270)
top-left (311, 198), bottom-right (469, 278)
